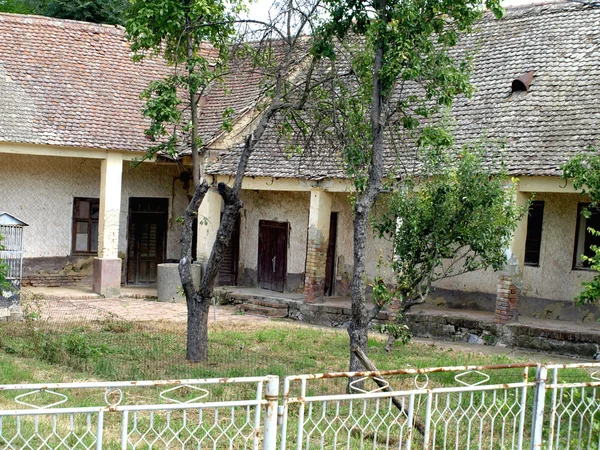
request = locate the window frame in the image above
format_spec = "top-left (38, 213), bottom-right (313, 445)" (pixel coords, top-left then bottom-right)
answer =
top-left (572, 202), bottom-right (600, 270)
top-left (71, 197), bottom-right (100, 255)
top-left (524, 200), bottom-right (544, 267)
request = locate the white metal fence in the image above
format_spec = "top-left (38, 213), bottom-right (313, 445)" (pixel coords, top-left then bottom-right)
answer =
top-left (1, 363), bottom-right (599, 449)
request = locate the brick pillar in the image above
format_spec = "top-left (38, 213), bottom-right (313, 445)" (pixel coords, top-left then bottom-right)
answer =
top-left (93, 151), bottom-right (123, 297)
top-left (495, 274), bottom-right (518, 324)
top-left (303, 189), bottom-right (332, 303)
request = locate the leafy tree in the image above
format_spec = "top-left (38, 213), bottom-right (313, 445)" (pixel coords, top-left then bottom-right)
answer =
top-left (0, 0), bottom-right (128, 25)
top-left (563, 149), bottom-right (600, 304)
top-left (127, 0), bottom-right (320, 361)
top-left (373, 147), bottom-right (525, 349)
top-left (297, 0), bottom-right (504, 373)
top-left (45, 0), bottom-right (129, 25)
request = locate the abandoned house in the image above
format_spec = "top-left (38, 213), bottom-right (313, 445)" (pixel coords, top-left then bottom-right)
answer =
top-left (1, 1), bottom-right (600, 326)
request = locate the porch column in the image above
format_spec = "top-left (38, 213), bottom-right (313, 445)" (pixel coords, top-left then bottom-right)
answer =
top-left (196, 187), bottom-right (222, 263)
top-left (495, 190), bottom-right (528, 324)
top-left (93, 151), bottom-right (123, 297)
top-left (303, 188), bottom-right (332, 303)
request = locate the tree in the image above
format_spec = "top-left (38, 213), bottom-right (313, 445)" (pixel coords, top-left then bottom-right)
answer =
top-left (126, 0), bottom-right (321, 361)
top-left (563, 149), bottom-right (600, 304)
top-left (45, 0), bottom-right (129, 25)
top-left (373, 146), bottom-right (525, 349)
top-left (296, 0), bottom-right (504, 373)
top-left (0, 0), bottom-right (129, 25)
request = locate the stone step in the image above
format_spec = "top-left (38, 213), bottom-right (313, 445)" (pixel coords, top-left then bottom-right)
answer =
top-left (239, 302), bottom-right (288, 318)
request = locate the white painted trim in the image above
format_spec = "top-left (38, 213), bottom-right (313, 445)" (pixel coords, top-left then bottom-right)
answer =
top-left (0, 142), bottom-right (146, 161)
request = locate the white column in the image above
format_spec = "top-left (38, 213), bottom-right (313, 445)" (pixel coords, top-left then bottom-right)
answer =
top-left (93, 151), bottom-right (123, 297)
top-left (196, 187), bottom-right (223, 263)
top-left (98, 152), bottom-right (123, 259)
top-left (509, 190), bottom-right (529, 272)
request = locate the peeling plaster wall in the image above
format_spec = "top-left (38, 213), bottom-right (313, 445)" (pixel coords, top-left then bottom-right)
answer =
top-left (238, 190), bottom-right (310, 291)
top-left (520, 192), bottom-right (594, 301)
top-left (0, 153), bottom-right (187, 271)
top-left (119, 161), bottom-right (188, 261)
top-left (322, 193), bottom-right (395, 295)
top-left (432, 192), bottom-right (595, 304)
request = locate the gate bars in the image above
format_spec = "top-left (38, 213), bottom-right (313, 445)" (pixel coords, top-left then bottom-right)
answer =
top-left (1, 362), bottom-right (600, 449)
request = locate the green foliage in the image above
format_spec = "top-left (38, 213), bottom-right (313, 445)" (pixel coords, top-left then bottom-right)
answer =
top-left (125, 0), bottom-right (245, 159)
top-left (0, 234), bottom-right (10, 291)
top-left (374, 146), bottom-right (525, 312)
top-left (0, 0), bottom-right (128, 25)
top-left (375, 322), bottom-right (411, 345)
top-left (563, 149), bottom-right (600, 304)
top-left (306, 0), bottom-right (504, 193)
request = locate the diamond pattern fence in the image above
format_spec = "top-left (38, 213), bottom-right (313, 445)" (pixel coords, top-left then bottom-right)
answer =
top-left (1, 363), bottom-right (600, 449)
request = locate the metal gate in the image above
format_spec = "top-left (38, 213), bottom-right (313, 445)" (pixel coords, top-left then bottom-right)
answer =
top-left (0, 376), bottom-right (278, 449)
top-left (1, 363), bottom-right (599, 449)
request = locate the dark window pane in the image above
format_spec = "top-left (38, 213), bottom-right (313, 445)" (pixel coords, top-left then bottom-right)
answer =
top-left (90, 200), bottom-right (100, 219)
top-left (91, 222), bottom-right (98, 252)
top-left (76, 200), bottom-right (90, 219)
top-left (524, 201), bottom-right (544, 266)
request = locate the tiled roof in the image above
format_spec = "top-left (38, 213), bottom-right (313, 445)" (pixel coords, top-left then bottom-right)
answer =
top-left (208, 1), bottom-right (600, 179)
top-left (0, 13), bottom-right (256, 152)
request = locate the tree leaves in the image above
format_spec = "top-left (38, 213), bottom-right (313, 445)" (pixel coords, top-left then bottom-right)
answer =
top-left (374, 145), bottom-right (524, 309)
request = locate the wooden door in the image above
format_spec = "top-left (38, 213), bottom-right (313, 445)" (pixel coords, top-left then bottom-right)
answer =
top-left (257, 220), bottom-right (288, 292)
top-left (324, 212), bottom-right (338, 296)
top-left (127, 198), bottom-right (168, 285)
top-left (218, 213), bottom-right (240, 286)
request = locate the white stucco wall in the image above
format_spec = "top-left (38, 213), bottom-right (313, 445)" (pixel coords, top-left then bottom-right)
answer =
top-left (433, 192), bottom-right (596, 302)
top-left (0, 153), bottom-right (187, 262)
top-left (520, 192), bottom-right (595, 301)
top-left (330, 193), bottom-right (395, 289)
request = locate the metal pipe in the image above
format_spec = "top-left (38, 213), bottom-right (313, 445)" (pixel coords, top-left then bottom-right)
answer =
top-left (263, 375), bottom-right (279, 450)
top-left (530, 366), bottom-right (547, 450)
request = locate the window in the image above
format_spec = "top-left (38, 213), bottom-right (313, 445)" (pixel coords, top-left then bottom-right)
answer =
top-left (72, 198), bottom-right (99, 254)
top-left (573, 203), bottom-right (600, 269)
top-left (524, 201), bottom-right (544, 266)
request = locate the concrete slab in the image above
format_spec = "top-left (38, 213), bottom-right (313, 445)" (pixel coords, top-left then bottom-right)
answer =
top-left (23, 286), bottom-right (158, 300)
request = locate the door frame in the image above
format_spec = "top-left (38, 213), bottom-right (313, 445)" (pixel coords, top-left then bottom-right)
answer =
top-left (257, 220), bottom-right (288, 292)
top-left (126, 197), bottom-right (169, 286)
top-left (324, 212), bottom-right (338, 296)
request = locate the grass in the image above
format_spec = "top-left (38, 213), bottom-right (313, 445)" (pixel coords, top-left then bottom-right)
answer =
top-left (0, 308), bottom-right (594, 449)
top-left (0, 316), bottom-right (535, 383)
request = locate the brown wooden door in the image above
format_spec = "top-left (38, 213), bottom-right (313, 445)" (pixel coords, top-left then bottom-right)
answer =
top-left (258, 220), bottom-right (288, 292)
top-left (218, 213), bottom-right (240, 286)
top-left (324, 212), bottom-right (338, 296)
top-left (127, 198), bottom-right (168, 285)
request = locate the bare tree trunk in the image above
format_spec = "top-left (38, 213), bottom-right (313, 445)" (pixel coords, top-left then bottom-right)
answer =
top-left (348, 10), bottom-right (386, 375)
top-left (182, 96), bottom-right (291, 361)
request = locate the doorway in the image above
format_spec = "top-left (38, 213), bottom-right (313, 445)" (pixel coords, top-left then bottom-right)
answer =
top-left (257, 220), bottom-right (288, 292)
top-left (126, 198), bottom-right (168, 285)
top-left (218, 213), bottom-right (240, 286)
top-left (324, 212), bottom-right (338, 296)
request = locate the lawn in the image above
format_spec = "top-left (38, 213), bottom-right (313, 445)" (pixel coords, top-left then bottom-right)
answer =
top-left (0, 313), bottom-right (591, 449)
top-left (0, 314), bottom-right (537, 383)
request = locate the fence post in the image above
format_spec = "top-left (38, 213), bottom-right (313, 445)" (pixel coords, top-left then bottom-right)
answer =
top-left (530, 365), bottom-right (547, 450)
top-left (263, 375), bottom-right (279, 450)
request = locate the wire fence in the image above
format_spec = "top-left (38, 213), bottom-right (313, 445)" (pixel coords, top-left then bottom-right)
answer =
top-left (0, 293), bottom-right (307, 381)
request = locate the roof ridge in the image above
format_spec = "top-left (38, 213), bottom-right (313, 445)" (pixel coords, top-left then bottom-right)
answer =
top-left (498, 0), bottom-right (591, 16)
top-left (0, 12), bottom-right (124, 34)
